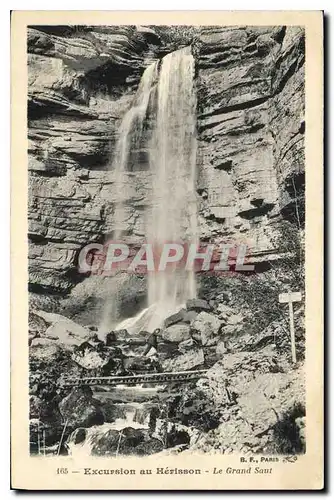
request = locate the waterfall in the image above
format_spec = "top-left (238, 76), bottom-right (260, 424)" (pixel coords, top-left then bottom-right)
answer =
top-left (100, 61), bottom-right (158, 332)
top-left (147, 46), bottom-right (198, 330)
top-left (112, 61), bottom-right (159, 238)
top-left (102, 46), bottom-right (198, 333)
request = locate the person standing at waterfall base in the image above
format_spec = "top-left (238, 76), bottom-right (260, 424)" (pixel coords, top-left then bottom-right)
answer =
top-left (143, 329), bottom-right (160, 361)
top-left (144, 329), bottom-right (162, 373)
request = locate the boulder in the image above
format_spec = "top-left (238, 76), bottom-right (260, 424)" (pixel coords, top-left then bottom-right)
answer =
top-left (100, 403), bottom-right (128, 423)
top-left (29, 332), bottom-right (39, 346)
top-left (134, 438), bottom-right (164, 456)
top-left (33, 310), bottom-right (93, 346)
top-left (153, 419), bottom-right (200, 448)
top-left (59, 386), bottom-right (104, 431)
top-left (161, 324), bottom-right (191, 343)
top-left (67, 425), bottom-right (162, 457)
top-left (190, 312), bottom-right (222, 346)
top-left (105, 332), bottom-right (117, 345)
top-left (178, 337), bottom-right (198, 353)
top-left (227, 313), bottom-right (244, 326)
top-left (165, 387), bottom-right (221, 433)
top-left (219, 324), bottom-right (243, 337)
top-left (216, 304), bottom-right (243, 326)
top-left (166, 427), bottom-right (191, 449)
top-left (186, 298), bottom-right (212, 312)
top-left (162, 349), bottom-right (204, 372)
top-left (164, 309), bottom-right (186, 328)
top-left (182, 310), bottom-right (198, 324)
top-left (29, 339), bottom-right (64, 363)
top-left (39, 400), bottom-right (64, 444)
top-left (123, 356), bottom-right (157, 373)
top-left (71, 349), bottom-right (110, 370)
top-left (71, 342), bottom-right (124, 372)
top-left (88, 428), bottom-right (120, 456)
top-left (69, 427), bottom-right (87, 445)
top-left (97, 330), bottom-right (117, 343)
top-left (119, 427), bottom-right (148, 453)
top-left (44, 323), bottom-right (92, 347)
top-left (155, 340), bottom-right (180, 362)
top-left (89, 426), bottom-right (153, 457)
top-left (29, 339), bottom-right (83, 403)
top-left (31, 337), bottom-right (59, 348)
top-left (216, 303), bottom-right (234, 321)
top-left (101, 357), bottom-right (125, 376)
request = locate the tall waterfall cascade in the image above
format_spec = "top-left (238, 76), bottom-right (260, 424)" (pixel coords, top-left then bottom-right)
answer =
top-left (103, 46), bottom-right (198, 333)
top-left (112, 60), bottom-right (159, 238)
top-left (100, 61), bottom-right (159, 331)
top-left (147, 46), bottom-right (198, 330)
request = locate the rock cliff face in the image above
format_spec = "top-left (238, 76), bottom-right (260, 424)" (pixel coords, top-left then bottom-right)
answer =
top-left (28, 25), bottom-right (163, 294)
top-left (28, 25), bottom-right (305, 298)
top-left (196, 26), bottom-right (305, 259)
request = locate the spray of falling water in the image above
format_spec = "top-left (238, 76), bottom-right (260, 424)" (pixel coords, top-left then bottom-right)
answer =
top-left (100, 61), bottom-right (158, 332)
top-left (112, 61), bottom-right (159, 239)
top-left (102, 47), bottom-right (198, 333)
top-left (146, 46), bottom-right (198, 331)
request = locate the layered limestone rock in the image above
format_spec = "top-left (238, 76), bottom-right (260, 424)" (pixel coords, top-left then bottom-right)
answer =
top-left (28, 26), bottom-right (162, 293)
top-left (28, 25), bottom-right (305, 297)
top-left (196, 26), bottom-right (305, 261)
